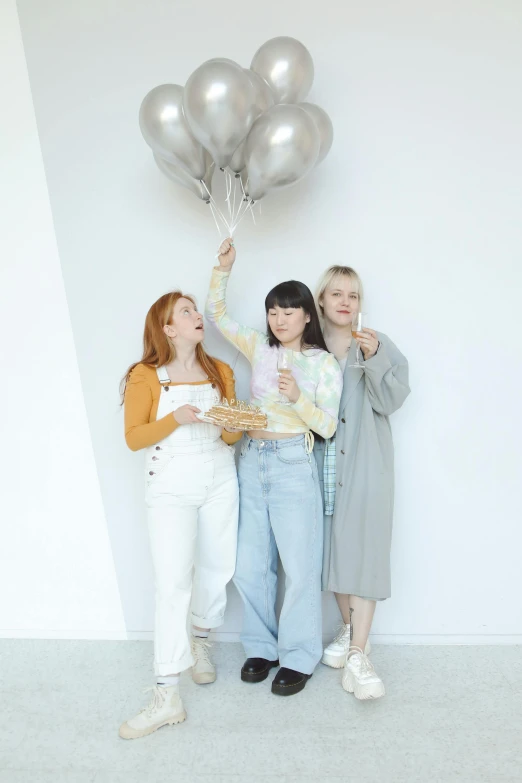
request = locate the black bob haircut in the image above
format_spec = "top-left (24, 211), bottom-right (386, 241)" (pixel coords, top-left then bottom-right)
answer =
top-left (265, 280), bottom-right (328, 352)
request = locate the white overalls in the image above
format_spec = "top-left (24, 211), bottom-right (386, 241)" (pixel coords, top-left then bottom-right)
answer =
top-left (146, 367), bottom-right (239, 676)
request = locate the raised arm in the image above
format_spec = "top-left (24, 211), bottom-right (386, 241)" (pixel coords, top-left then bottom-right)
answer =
top-left (205, 238), bottom-right (264, 364)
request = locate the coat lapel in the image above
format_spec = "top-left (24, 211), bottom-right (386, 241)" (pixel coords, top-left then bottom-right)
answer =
top-left (339, 340), bottom-right (364, 413)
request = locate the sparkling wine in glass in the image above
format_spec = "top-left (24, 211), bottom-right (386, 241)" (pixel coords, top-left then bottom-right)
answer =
top-left (349, 312), bottom-right (367, 369)
top-left (277, 348), bottom-right (293, 405)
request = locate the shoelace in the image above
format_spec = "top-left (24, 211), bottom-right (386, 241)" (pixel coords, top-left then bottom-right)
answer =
top-left (332, 623), bottom-right (351, 645)
top-left (192, 638), bottom-right (213, 666)
top-left (347, 646), bottom-right (376, 677)
top-left (140, 685), bottom-right (166, 717)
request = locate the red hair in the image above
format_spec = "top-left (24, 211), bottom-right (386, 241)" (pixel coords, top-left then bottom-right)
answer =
top-left (120, 291), bottom-right (227, 401)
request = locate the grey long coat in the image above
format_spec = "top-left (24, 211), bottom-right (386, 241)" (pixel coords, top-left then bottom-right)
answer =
top-left (314, 334), bottom-right (410, 601)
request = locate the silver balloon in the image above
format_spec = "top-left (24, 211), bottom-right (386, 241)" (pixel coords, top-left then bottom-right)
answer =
top-left (209, 58), bottom-right (242, 66)
top-left (235, 168), bottom-right (250, 199)
top-left (139, 84), bottom-right (207, 179)
top-left (251, 37), bottom-right (314, 104)
top-left (246, 69), bottom-right (276, 114)
top-left (244, 104), bottom-right (320, 201)
top-left (183, 59), bottom-right (257, 169)
top-left (229, 69), bottom-right (275, 173)
top-left (229, 141), bottom-right (247, 175)
top-left (299, 103), bottom-right (334, 165)
top-left (228, 141), bottom-right (246, 174)
top-left (154, 152), bottom-right (214, 201)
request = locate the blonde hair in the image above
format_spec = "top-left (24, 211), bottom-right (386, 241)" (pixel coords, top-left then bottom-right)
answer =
top-left (315, 265), bottom-right (364, 319)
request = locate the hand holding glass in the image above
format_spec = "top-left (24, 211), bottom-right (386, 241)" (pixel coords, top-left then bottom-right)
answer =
top-left (277, 349), bottom-right (293, 405)
top-left (349, 312), bottom-right (367, 369)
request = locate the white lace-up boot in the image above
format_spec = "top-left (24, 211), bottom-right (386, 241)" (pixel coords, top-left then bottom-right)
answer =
top-left (322, 624), bottom-right (371, 668)
top-left (119, 685), bottom-right (186, 739)
top-left (191, 637), bottom-right (216, 684)
top-left (342, 647), bottom-right (385, 700)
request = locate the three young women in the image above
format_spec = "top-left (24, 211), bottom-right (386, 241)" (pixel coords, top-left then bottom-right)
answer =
top-left (119, 245), bottom-right (409, 738)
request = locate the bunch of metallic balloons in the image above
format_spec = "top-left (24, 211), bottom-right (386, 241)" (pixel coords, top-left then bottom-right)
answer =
top-left (139, 37), bottom-right (333, 234)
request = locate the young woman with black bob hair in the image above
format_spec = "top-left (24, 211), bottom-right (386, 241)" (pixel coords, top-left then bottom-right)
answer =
top-left (206, 238), bottom-right (342, 697)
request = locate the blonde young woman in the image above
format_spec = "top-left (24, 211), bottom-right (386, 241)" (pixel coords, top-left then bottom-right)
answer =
top-left (314, 265), bottom-right (410, 699)
top-left (119, 291), bottom-right (241, 739)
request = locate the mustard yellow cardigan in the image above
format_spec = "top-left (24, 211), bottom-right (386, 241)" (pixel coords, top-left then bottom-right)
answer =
top-left (124, 361), bottom-right (242, 451)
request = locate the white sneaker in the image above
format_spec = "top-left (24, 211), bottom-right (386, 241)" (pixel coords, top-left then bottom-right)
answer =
top-left (322, 624), bottom-right (371, 668)
top-left (191, 637), bottom-right (216, 684)
top-left (119, 685), bottom-right (186, 739)
top-left (342, 647), bottom-right (385, 700)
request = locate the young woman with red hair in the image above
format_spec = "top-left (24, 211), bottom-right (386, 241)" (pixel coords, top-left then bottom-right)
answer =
top-left (118, 290), bottom-right (241, 740)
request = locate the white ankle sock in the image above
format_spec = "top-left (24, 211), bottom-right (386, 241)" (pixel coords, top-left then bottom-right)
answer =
top-left (192, 628), bottom-right (209, 639)
top-left (157, 674), bottom-right (180, 688)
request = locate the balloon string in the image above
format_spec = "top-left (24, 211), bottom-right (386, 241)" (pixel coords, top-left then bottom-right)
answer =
top-left (208, 200), bottom-right (223, 239)
top-left (202, 173), bottom-right (255, 238)
top-left (225, 169), bottom-right (232, 203)
top-left (236, 174), bottom-right (252, 225)
top-left (201, 180), bottom-right (232, 235)
top-left (239, 177), bottom-right (256, 225)
top-left (232, 199), bottom-right (256, 234)
top-left (230, 198), bottom-right (253, 235)
top-left (239, 174), bottom-right (248, 202)
top-left (211, 197), bottom-right (231, 234)
top-left (209, 196), bottom-right (229, 232)
top-left (235, 192), bottom-right (252, 229)
top-left (232, 176), bottom-right (244, 228)
top-left (229, 200), bottom-right (247, 235)
top-left (231, 174), bottom-right (237, 225)
top-left (224, 169), bottom-right (233, 223)
top-left (239, 174), bottom-right (255, 222)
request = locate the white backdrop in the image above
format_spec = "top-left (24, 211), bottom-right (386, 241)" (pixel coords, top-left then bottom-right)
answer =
top-left (0, 0), bottom-right (125, 638)
top-left (2, 0), bottom-right (521, 642)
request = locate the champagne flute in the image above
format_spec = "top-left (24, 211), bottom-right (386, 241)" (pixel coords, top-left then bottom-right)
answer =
top-left (349, 312), bottom-right (367, 369)
top-left (277, 348), bottom-right (293, 405)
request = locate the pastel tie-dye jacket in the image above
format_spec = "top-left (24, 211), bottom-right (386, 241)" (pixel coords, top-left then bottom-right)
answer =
top-left (205, 268), bottom-right (342, 439)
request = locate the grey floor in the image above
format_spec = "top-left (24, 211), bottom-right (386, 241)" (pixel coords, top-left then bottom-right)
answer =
top-left (0, 641), bottom-right (521, 783)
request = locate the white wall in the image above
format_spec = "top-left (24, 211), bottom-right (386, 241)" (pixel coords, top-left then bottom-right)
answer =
top-left (0, 0), bottom-right (125, 638)
top-left (4, 0), bottom-right (522, 641)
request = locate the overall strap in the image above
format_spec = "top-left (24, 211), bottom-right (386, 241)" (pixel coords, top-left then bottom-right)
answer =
top-left (156, 366), bottom-right (170, 385)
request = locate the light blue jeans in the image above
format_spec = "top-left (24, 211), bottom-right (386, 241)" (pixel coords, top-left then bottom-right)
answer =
top-left (233, 435), bottom-right (324, 675)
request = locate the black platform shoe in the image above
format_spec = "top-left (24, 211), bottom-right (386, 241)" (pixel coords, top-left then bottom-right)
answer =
top-left (271, 667), bottom-right (312, 696)
top-left (241, 658), bottom-right (279, 683)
